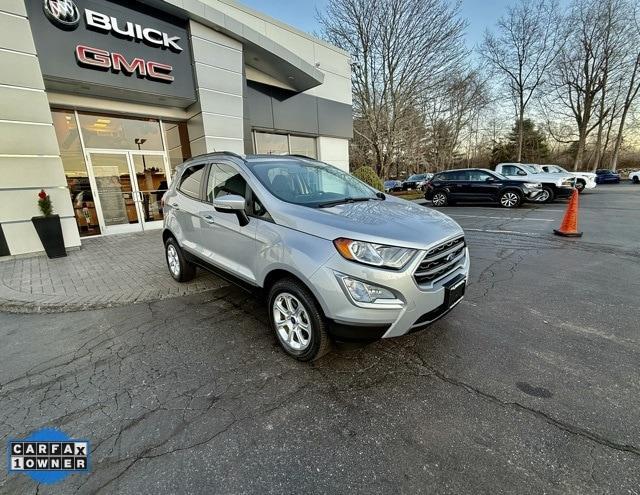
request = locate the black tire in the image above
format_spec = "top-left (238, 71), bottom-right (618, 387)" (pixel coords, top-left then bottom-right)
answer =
top-left (431, 190), bottom-right (449, 207)
top-left (499, 190), bottom-right (522, 208)
top-left (576, 180), bottom-right (586, 193)
top-left (633, 176), bottom-right (640, 184)
top-left (539, 185), bottom-right (555, 203)
top-left (268, 278), bottom-right (331, 361)
top-left (165, 237), bottom-right (196, 282)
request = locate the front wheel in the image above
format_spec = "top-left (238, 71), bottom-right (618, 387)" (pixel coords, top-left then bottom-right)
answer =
top-left (268, 278), bottom-right (331, 361)
top-left (576, 180), bottom-right (586, 193)
top-left (431, 191), bottom-right (449, 207)
top-left (499, 190), bottom-right (522, 208)
top-left (537, 186), bottom-right (555, 203)
top-left (165, 237), bottom-right (196, 282)
top-left (633, 176), bottom-right (640, 184)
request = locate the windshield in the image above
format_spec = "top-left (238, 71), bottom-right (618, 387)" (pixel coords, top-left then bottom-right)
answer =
top-left (522, 165), bottom-right (539, 174)
top-left (408, 174), bottom-right (425, 181)
top-left (247, 158), bottom-right (378, 207)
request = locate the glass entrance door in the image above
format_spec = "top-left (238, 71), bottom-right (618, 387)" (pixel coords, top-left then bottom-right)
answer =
top-left (86, 151), bottom-right (170, 235)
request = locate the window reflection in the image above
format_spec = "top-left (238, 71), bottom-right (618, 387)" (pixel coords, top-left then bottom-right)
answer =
top-left (254, 131), bottom-right (317, 159)
top-left (52, 109), bottom-right (102, 237)
top-left (78, 113), bottom-right (163, 150)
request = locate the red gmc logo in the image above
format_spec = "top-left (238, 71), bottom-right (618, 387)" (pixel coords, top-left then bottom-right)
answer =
top-left (75, 45), bottom-right (174, 82)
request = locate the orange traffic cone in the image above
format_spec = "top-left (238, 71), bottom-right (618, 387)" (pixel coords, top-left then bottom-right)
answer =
top-left (553, 189), bottom-right (583, 237)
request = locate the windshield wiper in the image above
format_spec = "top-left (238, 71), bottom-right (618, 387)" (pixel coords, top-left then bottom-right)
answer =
top-left (317, 197), bottom-right (377, 208)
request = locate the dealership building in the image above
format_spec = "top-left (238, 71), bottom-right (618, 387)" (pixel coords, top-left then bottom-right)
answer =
top-left (0, 0), bottom-right (352, 256)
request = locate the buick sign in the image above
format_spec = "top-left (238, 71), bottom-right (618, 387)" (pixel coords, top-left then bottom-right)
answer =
top-left (43, 0), bottom-right (80, 30)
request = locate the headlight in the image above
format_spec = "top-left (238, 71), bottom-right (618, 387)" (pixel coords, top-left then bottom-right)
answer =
top-left (334, 238), bottom-right (416, 269)
top-left (524, 183), bottom-right (541, 189)
top-left (336, 274), bottom-right (404, 307)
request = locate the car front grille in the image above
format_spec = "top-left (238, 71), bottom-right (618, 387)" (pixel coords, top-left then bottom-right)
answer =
top-left (414, 236), bottom-right (466, 286)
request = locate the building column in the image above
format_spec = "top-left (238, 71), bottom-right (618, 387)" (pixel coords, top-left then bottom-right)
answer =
top-left (187, 21), bottom-right (244, 156)
top-left (0, 1), bottom-right (80, 256)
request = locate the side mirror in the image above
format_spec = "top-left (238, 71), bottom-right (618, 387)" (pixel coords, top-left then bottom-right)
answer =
top-left (212, 194), bottom-right (249, 226)
top-left (485, 177), bottom-right (496, 182)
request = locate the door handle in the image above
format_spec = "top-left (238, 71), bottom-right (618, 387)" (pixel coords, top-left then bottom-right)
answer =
top-left (169, 202), bottom-right (180, 210)
top-left (201, 214), bottom-right (215, 224)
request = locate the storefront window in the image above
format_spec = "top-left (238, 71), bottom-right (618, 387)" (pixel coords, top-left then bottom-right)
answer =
top-left (77, 113), bottom-right (164, 151)
top-left (289, 135), bottom-right (317, 159)
top-left (52, 109), bottom-right (101, 237)
top-left (254, 131), bottom-right (317, 159)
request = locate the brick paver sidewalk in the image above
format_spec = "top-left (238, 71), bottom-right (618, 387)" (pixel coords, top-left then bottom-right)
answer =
top-left (0, 231), bottom-right (227, 313)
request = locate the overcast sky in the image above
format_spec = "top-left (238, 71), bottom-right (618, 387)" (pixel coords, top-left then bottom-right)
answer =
top-left (238, 0), bottom-right (514, 51)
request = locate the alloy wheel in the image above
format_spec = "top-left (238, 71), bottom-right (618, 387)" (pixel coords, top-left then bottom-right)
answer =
top-left (273, 293), bottom-right (312, 351)
top-left (167, 244), bottom-right (180, 277)
top-left (432, 193), bottom-right (447, 206)
top-left (536, 190), bottom-right (550, 202)
top-left (500, 192), bottom-right (519, 207)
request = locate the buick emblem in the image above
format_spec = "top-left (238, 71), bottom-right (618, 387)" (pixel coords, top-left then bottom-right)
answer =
top-left (43, 0), bottom-right (80, 30)
top-left (446, 253), bottom-right (455, 262)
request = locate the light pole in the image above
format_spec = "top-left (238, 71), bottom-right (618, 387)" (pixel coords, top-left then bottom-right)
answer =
top-left (134, 138), bottom-right (147, 171)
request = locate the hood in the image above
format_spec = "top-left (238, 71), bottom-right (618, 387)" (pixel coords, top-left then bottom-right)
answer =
top-left (525, 172), bottom-right (573, 183)
top-left (271, 197), bottom-right (463, 250)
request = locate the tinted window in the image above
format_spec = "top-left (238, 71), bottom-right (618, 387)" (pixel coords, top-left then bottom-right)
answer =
top-left (501, 165), bottom-right (525, 176)
top-left (207, 163), bottom-right (247, 202)
top-left (178, 164), bottom-right (205, 199)
top-left (467, 170), bottom-right (492, 181)
top-left (444, 171), bottom-right (467, 181)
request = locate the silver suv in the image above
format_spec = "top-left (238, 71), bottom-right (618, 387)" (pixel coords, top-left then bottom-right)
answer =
top-left (162, 153), bottom-right (469, 361)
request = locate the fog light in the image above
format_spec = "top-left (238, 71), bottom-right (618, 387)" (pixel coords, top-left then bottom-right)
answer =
top-left (336, 274), bottom-right (404, 307)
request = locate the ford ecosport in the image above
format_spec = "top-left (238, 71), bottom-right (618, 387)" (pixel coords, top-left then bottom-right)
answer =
top-left (162, 153), bottom-right (469, 361)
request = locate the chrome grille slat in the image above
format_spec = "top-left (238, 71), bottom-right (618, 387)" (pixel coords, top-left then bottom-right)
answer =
top-left (414, 236), bottom-right (466, 285)
top-left (414, 251), bottom-right (466, 277)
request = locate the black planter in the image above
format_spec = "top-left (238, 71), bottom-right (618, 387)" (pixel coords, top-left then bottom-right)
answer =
top-left (31, 215), bottom-right (67, 258)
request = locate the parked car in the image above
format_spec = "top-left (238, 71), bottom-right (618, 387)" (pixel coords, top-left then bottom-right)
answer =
top-left (595, 169), bottom-right (621, 184)
top-left (535, 164), bottom-right (596, 193)
top-left (384, 179), bottom-right (403, 192)
top-left (629, 170), bottom-right (640, 184)
top-left (425, 168), bottom-right (543, 208)
top-left (163, 153), bottom-right (469, 361)
top-left (494, 163), bottom-right (575, 203)
top-left (402, 173), bottom-right (431, 191)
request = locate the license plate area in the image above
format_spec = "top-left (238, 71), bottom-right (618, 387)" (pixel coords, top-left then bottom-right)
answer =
top-left (444, 276), bottom-right (466, 308)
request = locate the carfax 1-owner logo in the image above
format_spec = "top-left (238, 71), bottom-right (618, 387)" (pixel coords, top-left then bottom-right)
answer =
top-left (7, 428), bottom-right (90, 485)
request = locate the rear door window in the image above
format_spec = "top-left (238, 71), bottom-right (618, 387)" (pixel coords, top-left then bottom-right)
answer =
top-left (177, 164), bottom-right (205, 199)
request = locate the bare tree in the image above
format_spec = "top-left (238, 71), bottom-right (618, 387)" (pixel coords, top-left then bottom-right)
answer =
top-left (480, 0), bottom-right (564, 163)
top-left (610, 5), bottom-right (640, 170)
top-left (318, 0), bottom-right (466, 178)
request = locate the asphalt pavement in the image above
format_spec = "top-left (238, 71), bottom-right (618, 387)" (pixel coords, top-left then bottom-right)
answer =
top-left (1, 184), bottom-right (639, 494)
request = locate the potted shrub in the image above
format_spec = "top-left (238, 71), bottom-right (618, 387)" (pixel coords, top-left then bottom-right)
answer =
top-left (31, 189), bottom-right (66, 258)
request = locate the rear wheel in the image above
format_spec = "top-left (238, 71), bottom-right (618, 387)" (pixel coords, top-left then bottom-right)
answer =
top-left (431, 191), bottom-right (449, 207)
top-left (537, 186), bottom-right (555, 203)
top-left (165, 237), bottom-right (196, 282)
top-left (499, 190), bottom-right (521, 208)
top-left (633, 176), bottom-right (639, 184)
top-left (268, 278), bottom-right (331, 361)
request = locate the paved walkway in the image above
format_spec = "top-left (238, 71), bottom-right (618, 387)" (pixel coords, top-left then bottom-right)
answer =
top-left (0, 231), bottom-right (227, 313)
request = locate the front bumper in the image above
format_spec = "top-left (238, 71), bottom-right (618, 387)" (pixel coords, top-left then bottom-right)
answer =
top-left (309, 245), bottom-right (470, 340)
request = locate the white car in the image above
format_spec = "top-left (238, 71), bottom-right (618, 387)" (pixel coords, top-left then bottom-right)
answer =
top-left (629, 170), bottom-right (640, 184)
top-left (536, 164), bottom-right (597, 193)
top-left (494, 163), bottom-right (575, 203)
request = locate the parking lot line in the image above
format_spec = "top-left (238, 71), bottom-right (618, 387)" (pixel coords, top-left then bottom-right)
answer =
top-left (449, 214), bottom-right (555, 222)
top-left (465, 228), bottom-right (541, 236)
